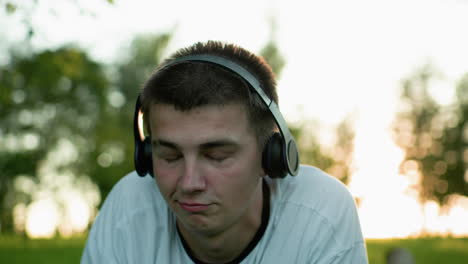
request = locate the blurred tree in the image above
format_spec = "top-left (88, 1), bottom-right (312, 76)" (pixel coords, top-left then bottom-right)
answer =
top-left (91, 32), bottom-right (172, 200)
top-left (0, 47), bottom-right (109, 232)
top-left (260, 41), bottom-right (286, 79)
top-left (393, 65), bottom-right (468, 206)
top-left (290, 122), bottom-right (335, 173)
top-left (0, 31), bottom-right (173, 234)
top-left (290, 117), bottom-right (355, 185)
top-left (328, 115), bottom-right (355, 184)
top-left (258, 20), bottom-right (355, 184)
top-left (116, 33), bottom-right (172, 105)
top-left (439, 74), bottom-right (468, 201)
top-left (259, 14), bottom-right (286, 78)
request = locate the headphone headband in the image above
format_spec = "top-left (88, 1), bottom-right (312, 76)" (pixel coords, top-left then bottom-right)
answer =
top-left (134, 54), bottom-right (299, 177)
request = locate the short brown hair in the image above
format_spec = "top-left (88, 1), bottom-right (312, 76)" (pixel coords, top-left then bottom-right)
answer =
top-left (141, 41), bottom-right (278, 147)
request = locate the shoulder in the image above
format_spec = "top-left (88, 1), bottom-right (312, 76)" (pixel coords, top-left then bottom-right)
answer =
top-left (82, 172), bottom-right (172, 263)
top-left (274, 165), bottom-right (360, 228)
top-left (81, 171), bottom-right (184, 263)
top-left (272, 165), bottom-right (354, 209)
top-left (110, 171), bottom-right (158, 197)
top-left (264, 165), bottom-right (365, 261)
top-left (98, 171), bottom-right (165, 224)
top-left (109, 171), bottom-right (159, 199)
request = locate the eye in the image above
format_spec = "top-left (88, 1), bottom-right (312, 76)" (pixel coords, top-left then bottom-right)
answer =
top-left (155, 151), bottom-right (182, 163)
top-left (207, 155), bottom-right (226, 162)
top-left (205, 152), bottom-right (231, 162)
top-left (163, 155), bottom-right (182, 162)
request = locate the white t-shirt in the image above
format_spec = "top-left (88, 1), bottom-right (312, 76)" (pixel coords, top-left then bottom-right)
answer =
top-left (81, 165), bottom-right (368, 263)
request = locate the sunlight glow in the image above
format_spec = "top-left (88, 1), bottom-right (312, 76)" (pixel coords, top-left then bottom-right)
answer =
top-left (58, 192), bottom-right (92, 237)
top-left (25, 199), bottom-right (59, 239)
top-left (351, 114), bottom-right (468, 238)
top-left (22, 190), bottom-right (96, 239)
top-left (13, 141), bottom-right (101, 238)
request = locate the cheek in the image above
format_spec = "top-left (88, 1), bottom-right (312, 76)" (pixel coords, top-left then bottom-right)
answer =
top-left (154, 163), bottom-right (178, 196)
top-left (235, 147), bottom-right (263, 176)
top-left (215, 156), bottom-right (262, 193)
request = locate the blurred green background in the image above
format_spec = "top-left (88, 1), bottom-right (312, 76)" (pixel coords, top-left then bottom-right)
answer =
top-left (1, 0), bottom-right (468, 263)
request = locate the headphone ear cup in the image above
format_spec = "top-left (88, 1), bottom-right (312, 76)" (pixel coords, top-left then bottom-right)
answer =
top-left (143, 137), bottom-right (154, 177)
top-left (135, 137), bottom-right (154, 177)
top-left (262, 133), bottom-right (288, 178)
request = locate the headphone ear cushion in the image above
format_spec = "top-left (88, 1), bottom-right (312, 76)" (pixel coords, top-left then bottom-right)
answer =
top-left (262, 133), bottom-right (288, 178)
top-left (143, 137), bottom-right (154, 177)
top-left (135, 137), bottom-right (153, 177)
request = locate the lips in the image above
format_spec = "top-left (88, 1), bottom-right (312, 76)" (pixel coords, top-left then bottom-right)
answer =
top-left (178, 202), bottom-right (210, 213)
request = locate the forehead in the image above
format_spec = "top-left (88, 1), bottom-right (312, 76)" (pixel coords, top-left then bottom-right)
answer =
top-left (148, 103), bottom-right (255, 141)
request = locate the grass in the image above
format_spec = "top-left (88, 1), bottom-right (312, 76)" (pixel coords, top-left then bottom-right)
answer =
top-left (366, 237), bottom-right (468, 264)
top-left (0, 234), bottom-right (467, 263)
top-left (0, 234), bottom-right (86, 264)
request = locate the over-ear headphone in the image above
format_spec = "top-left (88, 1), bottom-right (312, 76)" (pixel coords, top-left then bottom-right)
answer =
top-left (133, 54), bottom-right (299, 178)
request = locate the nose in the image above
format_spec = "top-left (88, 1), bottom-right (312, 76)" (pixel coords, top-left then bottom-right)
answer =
top-left (178, 157), bottom-right (206, 194)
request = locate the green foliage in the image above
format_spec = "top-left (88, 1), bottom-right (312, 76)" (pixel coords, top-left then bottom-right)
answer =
top-left (393, 65), bottom-right (468, 205)
top-left (0, 47), bottom-right (110, 231)
top-left (260, 41), bottom-right (286, 78)
top-left (259, 15), bottom-right (285, 78)
top-left (5, 2), bottom-right (16, 14)
top-left (94, 32), bottom-right (172, 199)
top-left (0, 31), bottom-right (173, 234)
top-left (329, 116), bottom-right (355, 184)
top-left (117, 32), bottom-right (171, 103)
top-left (289, 117), bottom-right (355, 184)
top-left (290, 123), bottom-right (335, 172)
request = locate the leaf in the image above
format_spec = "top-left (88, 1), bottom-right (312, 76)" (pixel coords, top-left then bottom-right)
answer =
top-left (5, 2), bottom-right (16, 14)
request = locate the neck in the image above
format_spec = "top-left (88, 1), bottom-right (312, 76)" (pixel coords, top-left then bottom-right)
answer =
top-left (177, 178), bottom-right (266, 264)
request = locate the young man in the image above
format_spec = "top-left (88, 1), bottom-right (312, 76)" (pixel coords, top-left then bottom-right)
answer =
top-left (81, 41), bottom-right (368, 263)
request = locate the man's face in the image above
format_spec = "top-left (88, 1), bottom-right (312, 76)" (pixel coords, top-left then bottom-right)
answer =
top-left (149, 103), bottom-right (265, 237)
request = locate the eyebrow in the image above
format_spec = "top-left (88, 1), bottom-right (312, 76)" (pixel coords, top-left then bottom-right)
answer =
top-left (153, 139), bottom-right (239, 150)
top-left (200, 140), bottom-right (239, 150)
top-left (153, 139), bottom-right (178, 149)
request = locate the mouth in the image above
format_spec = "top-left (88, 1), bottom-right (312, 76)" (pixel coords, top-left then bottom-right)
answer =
top-left (178, 202), bottom-right (211, 213)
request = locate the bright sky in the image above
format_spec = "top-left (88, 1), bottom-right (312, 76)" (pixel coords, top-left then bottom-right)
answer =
top-left (4, 0), bottom-right (468, 124)
top-left (3, 0), bottom-right (468, 238)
